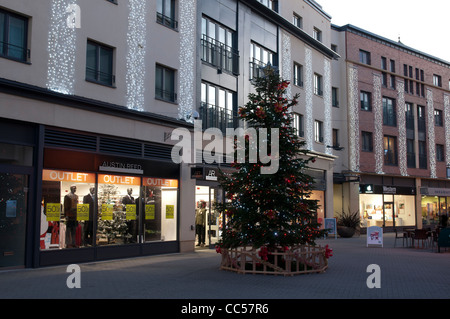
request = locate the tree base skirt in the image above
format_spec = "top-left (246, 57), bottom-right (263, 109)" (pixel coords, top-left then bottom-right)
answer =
top-left (219, 245), bottom-right (328, 276)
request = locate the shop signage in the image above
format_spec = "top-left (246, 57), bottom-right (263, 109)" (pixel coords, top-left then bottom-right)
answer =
top-left (43, 170), bottom-right (96, 183)
top-left (46, 203), bottom-right (61, 222)
top-left (191, 167), bottom-right (204, 179)
top-left (367, 226), bottom-right (383, 247)
top-left (383, 186), bottom-right (396, 194)
top-left (98, 174), bottom-right (141, 186)
top-left (99, 161), bottom-right (144, 175)
top-left (421, 187), bottom-right (450, 197)
top-left (145, 205), bottom-right (155, 220)
top-left (101, 204), bottom-right (114, 220)
top-left (76, 204), bottom-right (89, 221)
top-left (143, 177), bottom-right (178, 188)
top-left (361, 184), bottom-right (374, 193)
top-left (191, 167), bottom-right (219, 181)
top-left (166, 205), bottom-right (175, 219)
top-left (324, 218), bottom-right (337, 239)
top-left (126, 204), bottom-right (137, 220)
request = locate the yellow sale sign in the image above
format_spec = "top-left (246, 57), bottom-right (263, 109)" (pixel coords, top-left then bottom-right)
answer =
top-left (101, 204), bottom-right (113, 220)
top-left (46, 203), bottom-right (61, 222)
top-left (145, 204), bottom-right (155, 220)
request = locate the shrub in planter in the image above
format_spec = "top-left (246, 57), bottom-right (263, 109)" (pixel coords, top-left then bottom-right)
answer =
top-left (336, 211), bottom-right (360, 238)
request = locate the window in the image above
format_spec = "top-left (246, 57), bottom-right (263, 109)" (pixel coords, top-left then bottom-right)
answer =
top-left (382, 97), bottom-right (396, 126)
top-left (390, 75), bottom-right (396, 89)
top-left (407, 139), bottom-right (415, 168)
top-left (201, 16), bottom-right (238, 74)
top-left (332, 129), bottom-right (339, 148)
top-left (359, 50), bottom-right (371, 65)
top-left (418, 141), bottom-right (427, 169)
top-left (200, 82), bottom-right (236, 130)
top-left (405, 102), bottom-right (414, 130)
top-left (0, 9), bottom-right (28, 62)
top-left (314, 120), bottom-right (323, 143)
top-left (257, 0), bottom-right (277, 10)
top-left (155, 64), bottom-right (176, 102)
top-left (313, 28), bottom-right (322, 42)
top-left (381, 72), bottom-right (387, 87)
top-left (417, 105), bottom-right (426, 133)
top-left (360, 91), bottom-right (372, 111)
top-left (384, 136), bottom-right (397, 165)
top-left (86, 41), bottom-right (115, 86)
top-left (381, 57), bottom-right (387, 70)
top-left (390, 60), bottom-right (395, 73)
top-left (293, 13), bottom-right (302, 29)
top-left (157, 0), bottom-right (177, 29)
top-left (436, 144), bottom-right (445, 162)
top-left (293, 113), bottom-right (304, 137)
top-left (433, 74), bottom-right (442, 87)
top-left (293, 62), bottom-right (303, 87)
top-left (361, 131), bottom-right (373, 152)
top-left (250, 42), bottom-right (274, 79)
top-left (332, 87), bottom-right (339, 107)
top-left (331, 44), bottom-right (338, 52)
top-left (314, 73), bottom-right (323, 96)
top-left (435, 109), bottom-right (443, 126)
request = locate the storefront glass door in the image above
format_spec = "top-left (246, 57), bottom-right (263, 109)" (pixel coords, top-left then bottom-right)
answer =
top-left (0, 173), bottom-right (28, 268)
top-left (195, 186), bottom-right (222, 248)
top-left (383, 201), bottom-right (395, 227)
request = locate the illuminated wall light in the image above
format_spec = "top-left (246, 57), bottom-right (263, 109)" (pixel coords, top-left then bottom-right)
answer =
top-left (396, 81), bottom-right (408, 176)
top-left (304, 47), bottom-right (313, 151)
top-left (372, 73), bottom-right (384, 175)
top-left (323, 58), bottom-right (332, 155)
top-left (347, 65), bottom-right (359, 172)
top-left (178, 0), bottom-right (196, 121)
top-left (427, 89), bottom-right (437, 178)
top-left (444, 94), bottom-right (450, 168)
top-left (126, 0), bottom-right (147, 111)
top-left (47, 0), bottom-right (78, 95)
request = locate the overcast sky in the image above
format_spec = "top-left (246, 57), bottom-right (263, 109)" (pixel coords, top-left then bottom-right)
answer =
top-left (317, 0), bottom-right (450, 62)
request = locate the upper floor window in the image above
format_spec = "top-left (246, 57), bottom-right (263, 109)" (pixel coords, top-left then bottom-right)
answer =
top-left (433, 74), bottom-right (442, 87)
top-left (360, 91), bottom-right (372, 111)
top-left (293, 113), bottom-right (304, 137)
top-left (436, 144), bottom-right (445, 162)
top-left (313, 28), bottom-right (322, 42)
top-left (250, 42), bottom-right (274, 80)
top-left (314, 73), bottom-right (323, 96)
top-left (293, 62), bottom-right (303, 87)
top-left (332, 87), bottom-right (339, 107)
top-left (384, 135), bottom-right (398, 165)
top-left (257, 0), bottom-right (277, 11)
top-left (292, 13), bottom-right (302, 29)
top-left (157, 0), bottom-right (177, 30)
top-left (361, 131), bottom-right (373, 152)
top-left (359, 50), bottom-right (371, 65)
top-left (382, 97), bottom-right (396, 126)
top-left (314, 120), bottom-right (324, 143)
top-left (86, 40), bottom-right (115, 86)
top-left (0, 9), bottom-right (29, 62)
top-left (435, 109), bottom-right (443, 126)
top-left (201, 16), bottom-right (238, 75)
top-left (200, 82), bottom-right (236, 131)
top-left (155, 64), bottom-right (176, 103)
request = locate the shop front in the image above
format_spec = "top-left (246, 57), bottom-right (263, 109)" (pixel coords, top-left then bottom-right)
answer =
top-left (39, 145), bottom-right (180, 267)
top-left (359, 183), bottom-right (416, 229)
top-left (420, 187), bottom-right (450, 227)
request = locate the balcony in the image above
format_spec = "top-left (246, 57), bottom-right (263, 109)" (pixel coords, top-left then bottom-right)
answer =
top-left (199, 102), bottom-right (237, 132)
top-left (201, 35), bottom-right (239, 75)
top-left (0, 41), bottom-right (30, 62)
top-left (156, 12), bottom-right (178, 30)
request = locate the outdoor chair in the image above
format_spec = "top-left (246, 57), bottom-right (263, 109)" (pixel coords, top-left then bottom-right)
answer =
top-left (394, 228), bottom-right (407, 247)
top-left (413, 229), bottom-right (428, 248)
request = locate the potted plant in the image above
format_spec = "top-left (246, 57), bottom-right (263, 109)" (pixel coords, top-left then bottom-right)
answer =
top-left (336, 211), bottom-right (360, 238)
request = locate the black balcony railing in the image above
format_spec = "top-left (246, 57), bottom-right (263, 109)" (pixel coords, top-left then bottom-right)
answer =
top-left (250, 58), bottom-right (272, 80)
top-left (201, 35), bottom-right (239, 75)
top-left (86, 67), bottom-right (115, 86)
top-left (156, 12), bottom-right (178, 30)
top-left (156, 88), bottom-right (177, 103)
top-left (0, 41), bottom-right (29, 62)
top-left (199, 102), bottom-right (237, 132)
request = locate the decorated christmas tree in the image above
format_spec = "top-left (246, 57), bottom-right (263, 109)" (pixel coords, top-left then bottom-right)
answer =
top-left (216, 65), bottom-right (327, 252)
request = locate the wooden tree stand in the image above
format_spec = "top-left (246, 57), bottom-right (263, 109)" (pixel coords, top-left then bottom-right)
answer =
top-left (219, 245), bottom-right (328, 276)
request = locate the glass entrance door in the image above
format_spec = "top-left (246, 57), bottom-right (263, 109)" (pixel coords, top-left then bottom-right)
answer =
top-left (383, 202), bottom-right (395, 227)
top-left (195, 186), bottom-right (223, 248)
top-left (0, 173), bottom-right (28, 268)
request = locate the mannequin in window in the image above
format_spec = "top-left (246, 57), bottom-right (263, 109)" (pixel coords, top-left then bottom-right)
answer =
top-left (83, 186), bottom-right (95, 246)
top-left (64, 185), bottom-right (78, 248)
top-left (122, 188), bottom-right (136, 243)
top-left (195, 200), bottom-right (206, 247)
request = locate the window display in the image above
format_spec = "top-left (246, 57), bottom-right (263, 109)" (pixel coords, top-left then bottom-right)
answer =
top-left (41, 170), bottom-right (96, 249)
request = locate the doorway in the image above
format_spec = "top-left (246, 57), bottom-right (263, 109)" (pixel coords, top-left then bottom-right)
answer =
top-left (195, 185), bottom-right (222, 249)
top-left (0, 172), bottom-right (29, 268)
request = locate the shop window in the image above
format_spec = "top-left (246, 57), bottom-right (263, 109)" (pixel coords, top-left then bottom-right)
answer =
top-left (41, 170), bottom-right (96, 250)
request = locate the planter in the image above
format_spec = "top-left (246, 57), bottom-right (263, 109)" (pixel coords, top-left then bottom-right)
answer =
top-left (337, 226), bottom-right (356, 238)
top-left (218, 245), bottom-right (329, 276)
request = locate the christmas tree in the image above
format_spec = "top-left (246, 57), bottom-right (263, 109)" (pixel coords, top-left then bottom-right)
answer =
top-left (216, 65), bottom-right (326, 251)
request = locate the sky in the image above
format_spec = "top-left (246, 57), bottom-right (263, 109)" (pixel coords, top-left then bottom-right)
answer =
top-left (316, 0), bottom-right (450, 62)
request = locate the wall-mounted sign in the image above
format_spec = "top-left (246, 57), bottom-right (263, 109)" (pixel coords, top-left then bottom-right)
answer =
top-left (98, 174), bottom-right (141, 186)
top-left (143, 177), bottom-right (178, 188)
top-left (191, 167), bottom-right (219, 181)
top-left (191, 167), bottom-right (204, 179)
top-left (43, 170), bottom-right (95, 183)
top-left (99, 161), bottom-right (144, 175)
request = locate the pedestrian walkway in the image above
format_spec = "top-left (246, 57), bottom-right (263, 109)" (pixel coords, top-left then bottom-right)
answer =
top-left (0, 233), bottom-right (449, 301)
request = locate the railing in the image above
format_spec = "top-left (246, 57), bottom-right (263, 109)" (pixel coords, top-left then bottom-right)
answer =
top-left (199, 102), bottom-right (237, 132)
top-left (156, 88), bottom-right (177, 103)
top-left (156, 12), bottom-right (178, 30)
top-left (86, 67), bottom-right (115, 86)
top-left (417, 118), bottom-right (426, 132)
top-left (0, 41), bottom-right (30, 62)
top-left (405, 114), bottom-right (415, 130)
top-left (418, 154), bottom-right (427, 169)
top-left (201, 35), bottom-right (239, 75)
top-left (407, 152), bottom-right (416, 168)
top-left (249, 58), bottom-right (270, 80)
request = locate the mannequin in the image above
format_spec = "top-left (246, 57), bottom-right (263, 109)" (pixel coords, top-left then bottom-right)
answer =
top-left (82, 186), bottom-right (95, 246)
top-left (64, 185), bottom-right (78, 248)
top-left (122, 188), bottom-right (136, 243)
top-left (195, 201), bottom-right (206, 247)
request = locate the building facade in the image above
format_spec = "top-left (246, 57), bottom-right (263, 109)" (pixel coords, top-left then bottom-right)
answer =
top-left (332, 24), bottom-right (450, 232)
top-left (0, 0), bottom-right (339, 269)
